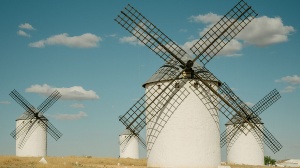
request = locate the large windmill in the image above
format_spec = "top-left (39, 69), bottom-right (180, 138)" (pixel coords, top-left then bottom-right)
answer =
top-left (220, 88), bottom-right (282, 165)
top-left (115, 0), bottom-right (281, 167)
top-left (9, 89), bottom-right (62, 157)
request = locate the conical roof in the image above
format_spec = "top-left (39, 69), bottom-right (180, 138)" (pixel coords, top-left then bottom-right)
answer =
top-left (143, 55), bottom-right (220, 87)
top-left (120, 129), bottom-right (132, 136)
top-left (225, 114), bottom-right (263, 125)
top-left (16, 111), bottom-right (48, 121)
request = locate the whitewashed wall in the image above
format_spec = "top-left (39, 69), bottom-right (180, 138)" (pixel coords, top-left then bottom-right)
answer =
top-left (119, 133), bottom-right (139, 159)
top-left (16, 119), bottom-right (47, 157)
top-left (145, 80), bottom-right (220, 168)
top-left (227, 124), bottom-right (264, 165)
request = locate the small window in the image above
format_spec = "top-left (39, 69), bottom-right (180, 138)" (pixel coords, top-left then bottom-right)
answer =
top-left (193, 82), bottom-right (199, 88)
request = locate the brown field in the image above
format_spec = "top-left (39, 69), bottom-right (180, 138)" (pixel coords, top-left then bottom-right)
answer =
top-left (0, 156), bottom-right (146, 168)
top-left (0, 156), bottom-right (292, 168)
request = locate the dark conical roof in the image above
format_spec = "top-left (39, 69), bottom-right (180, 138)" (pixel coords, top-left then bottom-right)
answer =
top-left (120, 129), bottom-right (132, 136)
top-left (143, 56), bottom-right (220, 87)
top-left (225, 114), bottom-right (263, 125)
top-left (16, 111), bottom-right (48, 121)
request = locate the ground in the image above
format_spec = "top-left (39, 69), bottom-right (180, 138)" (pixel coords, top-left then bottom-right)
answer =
top-left (0, 156), bottom-right (146, 168)
top-left (0, 156), bottom-right (298, 168)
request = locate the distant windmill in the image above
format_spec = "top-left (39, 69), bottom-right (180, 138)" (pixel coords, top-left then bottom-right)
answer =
top-left (119, 129), bottom-right (141, 159)
top-left (114, 1), bottom-right (283, 167)
top-left (9, 89), bottom-right (62, 157)
top-left (220, 88), bottom-right (282, 165)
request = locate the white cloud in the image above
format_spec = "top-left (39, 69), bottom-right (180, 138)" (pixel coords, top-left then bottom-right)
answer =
top-left (29, 40), bottom-right (45, 48)
top-left (180, 39), bottom-right (198, 56)
top-left (188, 13), bottom-right (295, 56)
top-left (181, 38), bottom-right (242, 57)
top-left (119, 36), bottom-right (143, 46)
top-left (280, 86), bottom-right (296, 93)
top-left (53, 111), bottom-right (87, 120)
top-left (70, 103), bottom-right (85, 108)
top-left (0, 101), bottom-right (11, 105)
top-left (237, 16), bottom-right (295, 46)
top-left (19, 23), bottom-right (35, 30)
top-left (189, 13), bottom-right (221, 24)
top-left (196, 15), bottom-right (295, 47)
top-left (275, 75), bottom-right (300, 85)
top-left (119, 22), bottom-right (151, 46)
top-left (25, 84), bottom-right (99, 100)
top-left (17, 30), bottom-right (30, 37)
top-left (276, 75), bottom-right (299, 93)
top-left (29, 33), bottom-right (101, 48)
top-left (217, 39), bottom-right (242, 57)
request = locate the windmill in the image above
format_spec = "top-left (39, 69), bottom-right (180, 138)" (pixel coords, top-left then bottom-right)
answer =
top-left (115, 1), bottom-right (281, 167)
top-left (119, 126), bottom-right (147, 159)
top-left (9, 89), bottom-right (62, 157)
top-left (219, 88), bottom-right (282, 165)
top-left (119, 129), bottom-right (141, 159)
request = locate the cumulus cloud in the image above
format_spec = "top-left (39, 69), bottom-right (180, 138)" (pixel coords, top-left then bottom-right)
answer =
top-left (188, 13), bottom-right (294, 56)
top-left (237, 16), bottom-right (295, 46)
top-left (29, 40), bottom-right (44, 48)
top-left (29, 33), bottom-right (102, 48)
top-left (17, 30), bottom-right (31, 37)
top-left (275, 75), bottom-right (300, 93)
top-left (275, 75), bottom-right (300, 85)
top-left (53, 111), bottom-right (87, 120)
top-left (25, 84), bottom-right (99, 100)
top-left (196, 15), bottom-right (295, 47)
top-left (280, 86), bottom-right (296, 93)
top-left (184, 13), bottom-right (244, 56)
top-left (180, 39), bottom-right (197, 55)
top-left (19, 23), bottom-right (35, 30)
top-left (181, 38), bottom-right (242, 57)
top-left (0, 101), bottom-right (11, 105)
top-left (189, 12), bottom-right (221, 24)
top-left (119, 36), bottom-right (143, 46)
top-left (70, 103), bottom-right (85, 108)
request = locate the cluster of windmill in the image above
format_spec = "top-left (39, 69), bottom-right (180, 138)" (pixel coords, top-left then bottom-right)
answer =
top-left (8, 0), bottom-right (282, 167)
top-left (115, 0), bottom-right (282, 167)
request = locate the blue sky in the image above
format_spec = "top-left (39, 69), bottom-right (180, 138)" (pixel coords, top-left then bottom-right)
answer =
top-left (0, 0), bottom-right (299, 160)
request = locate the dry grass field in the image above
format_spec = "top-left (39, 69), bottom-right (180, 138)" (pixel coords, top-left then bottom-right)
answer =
top-left (0, 156), bottom-right (294, 168)
top-left (0, 156), bottom-right (146, 168)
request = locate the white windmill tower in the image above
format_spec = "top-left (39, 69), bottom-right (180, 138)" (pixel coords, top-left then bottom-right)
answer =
top-left (220, 89), bottom-right (282, 165)
top-left (9, 89), bottom-right (63, 157)
top-left (119, 129), bottom-right (139, 159)
top-left (141, 60), bottom-right (222, 167)
top-left (15, 111), bottom-right (48, 157)
top-left (226, 119), bottom-right (264, 165)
